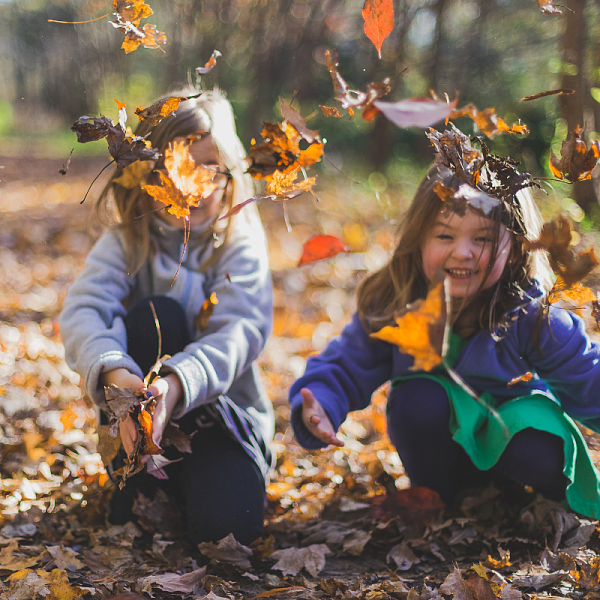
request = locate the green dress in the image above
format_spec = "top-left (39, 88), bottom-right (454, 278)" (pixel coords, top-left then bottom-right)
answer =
top-left (391, 333), bottom-right (600, 519)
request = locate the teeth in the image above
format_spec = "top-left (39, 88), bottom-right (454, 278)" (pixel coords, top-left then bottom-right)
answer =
top-left (447, 269), bottom-right (474, 277)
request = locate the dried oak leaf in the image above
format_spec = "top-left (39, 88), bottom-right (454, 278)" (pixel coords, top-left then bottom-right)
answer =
top-left (135, 93), bottom-right (201, 126)
top-left (548, 277), bottom-right (596, 305)
top-left (270, 544), bottom-right (331, 578)
top-left (525, 216), bottom-right (599, 287)
top-left (549, 126), bottom-right (600, 183)
top-left (324, 48), bottom-right (391, 119)
top-left (111, 0), bottom-right (166, 54)
top-left (362, 0), bottom-right (394, 59)
top-left (319, 105), bottom-right (343, 118)
top-left (143, 140), bottom-right (218, 219)
top-left (374, 96), bottom-right (458, 129)
top-left (195, 292), bottom-right (218, 332)
top-left (105, 384), bottom-right (141, 437)
top-left (371, 281), bottom-right (445, 371)
top-left (449, 103), bottom-right (529, 138)
top-left (298, 235), bottom-right (348, 266)
top-left (535, 0), bottom-right (563, 15)
top-left (196, 49), bottom-right (222, 76)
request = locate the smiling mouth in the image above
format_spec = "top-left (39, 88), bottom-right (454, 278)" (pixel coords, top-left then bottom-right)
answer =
top-left (445, 268), bottom-right (477, 279)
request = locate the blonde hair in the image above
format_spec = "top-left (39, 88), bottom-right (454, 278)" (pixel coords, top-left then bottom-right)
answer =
top-left (357, 164), bottom-right (552, 336)
top-left (95, 88), bottom-right (257, 274)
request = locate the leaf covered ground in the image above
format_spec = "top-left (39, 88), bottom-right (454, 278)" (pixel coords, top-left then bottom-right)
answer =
top-left (1, 158), bottom-right (600, 600)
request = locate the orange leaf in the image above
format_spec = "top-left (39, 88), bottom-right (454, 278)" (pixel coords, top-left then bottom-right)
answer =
top-left (548, 278), bottom-right (597, 305)
top-left (362, 0), bottom-right (394, 59)
top-left (535, 0), bottom-right (562, 15)
top-left (137, 408), bottom-right (163, 456)
top-left (196, 50), bottom-right (222, 75)
top-left (195, 292), bottom-right (219, 332)
top-left (135, 96), bottom-right (184, 126)
top-left (370, 282), bottom-right (445, 371)
top-left (507, 372), bottom-right (533, 387)
top-left (319, 105), bottom-right (343, 118)
top-left (449, 103), bottom-right (529, 138)
top-left (298, 235), bottom-right (348, 266)
top-left (549, 126), bottom-right (600, 183)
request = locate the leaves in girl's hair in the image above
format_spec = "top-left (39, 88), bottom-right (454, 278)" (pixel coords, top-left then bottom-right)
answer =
top-left (280, 98), bottom-right (321, 144)
top-left (507, 372), bottom-right (534, 387)
top-left (374, 97), bottom-right (458, 129)
top-left (134, 93), bottom-right (202, 126)
top-left (195, 292), bottom-right (219, 332)
top-left (449, 104), bottom-right (529, 138)
top-left (298, 235), bottom-right (348, 266)
top-left (362, 0), bottom-right (394, 59)
top-left (549, 126), bottom-right (600, 183)
top-left (196, 49), bottom-right (222, 76)
top-left (319, 105), bottom-right (343, 117)
top-left (535, 0), bottom-right (563, 15)
top-left (519, 88), bottom-right (574, 102)
top-left (143, 140), bottom-right (218, 219)
top-left (434, 181), bottom-right (501, 218)
top-left (371, 282), bottom-right (445, 371)
top-left (111, 0), bottom-right (166, 54)
top-left (248, 119), bottom-right (324, 181)
top-left (548, 278), bottom-right (596, 305)
top-left (525, 216), bottom-right (599, 287)
top-left (324, 49), bottom-right (391, 119)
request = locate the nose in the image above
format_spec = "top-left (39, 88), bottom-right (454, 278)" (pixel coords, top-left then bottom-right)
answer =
top-left (450, 239), bottom-right (475, 260)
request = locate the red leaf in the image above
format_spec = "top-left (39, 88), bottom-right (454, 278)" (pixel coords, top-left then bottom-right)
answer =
top-left (362, 0), bottom-right (394, 59)
top-left (298, 235), bottom-right (348, 266)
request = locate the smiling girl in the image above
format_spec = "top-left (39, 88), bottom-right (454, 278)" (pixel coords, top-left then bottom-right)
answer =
top-left (289, 128), bottom-right (600, 517)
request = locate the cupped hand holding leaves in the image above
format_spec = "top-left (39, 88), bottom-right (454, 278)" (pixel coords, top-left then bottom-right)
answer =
top-left (300, 388), bottom-right (344, 447)
top-left (146, 373), bottom-right (184, 449)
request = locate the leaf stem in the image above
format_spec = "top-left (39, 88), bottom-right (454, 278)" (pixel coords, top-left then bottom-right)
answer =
top-left (47, 12), bottom-right (113, 24)
top-left (80, 159), bottom-right (115, 204)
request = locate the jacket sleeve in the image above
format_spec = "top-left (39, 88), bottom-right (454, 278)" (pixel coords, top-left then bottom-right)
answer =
top-left (521, 304), bottom-right (600, 433)
top-left (59, 231), bottom-right (139, 408)
top-left (288, 314), bottom-right (394, 449)
top-left (163, 226), bottom-right (273, 418)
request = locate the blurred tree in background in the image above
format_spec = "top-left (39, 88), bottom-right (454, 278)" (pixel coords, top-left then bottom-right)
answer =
top-left (0, 0), bottom-right (598, 212)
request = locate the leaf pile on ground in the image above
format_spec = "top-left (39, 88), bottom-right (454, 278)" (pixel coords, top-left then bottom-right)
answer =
top-left (1, 158), bottom-right (600, 599)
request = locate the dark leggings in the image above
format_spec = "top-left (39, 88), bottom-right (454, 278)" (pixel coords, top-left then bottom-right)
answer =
top-left (108, 296), bottom-right (266, 546)
top-left (387, 378), bottom-right (569, 505)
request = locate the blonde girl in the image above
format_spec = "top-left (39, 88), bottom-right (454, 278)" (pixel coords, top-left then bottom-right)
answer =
top-left (290, 129), bottom-right (600, 518)
top-left (60, 89), bottom-right (274, 544)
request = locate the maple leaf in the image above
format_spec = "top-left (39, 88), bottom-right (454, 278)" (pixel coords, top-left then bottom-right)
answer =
top-left (549, 126), bottom-right (600, 183)
top-left (535, 0), bottom-right (563, 15)
top-left (548, 277), bottom-right (596, 305)
top-left (111, 1), bottom-right (166, 54)
top-left (324, 49), bottom-right (391, 119)
top-left (520, 88), bottom-right (574, 102)
top-left (120, 23), bottom-right (167, 53)
top-left (449, 103), bottom-right (529, 138)
top-left (362, 0), bottom-right (394, 59)
top-left (298, 235), bottom-right (348, 266)
top-left (143, 140), bottom-right (218, 219)
top-left (195, 292), bottom-right (219, 332)
top-left (374, 96), bottom-right (458, 129)
top-left (196, 49), bottom-right (222, 76)
top-left (265, 167), bottom-right (316, 199)
top-left (370, 282), bottom-right (445, 371)
top-left (525, 216), bottom-right (599, 287)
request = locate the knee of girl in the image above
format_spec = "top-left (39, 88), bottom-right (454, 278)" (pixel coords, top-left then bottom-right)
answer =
top-left (387, 378), bottom-right (450, 431)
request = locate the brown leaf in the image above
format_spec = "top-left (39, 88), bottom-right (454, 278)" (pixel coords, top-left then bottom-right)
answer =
top-left (195, 292), bottom-right (219, 332)
top-left (319, 105), bottom-right (343, 118)
top-left (111, 1), bottom-right (166, 54)
top-left (97, 424), bottom-right (122, 466)
top-left (104, 384), bottom-right (141, 437)
top-left (161, 422), bottom-right (194, 454)
top-left (549, 126), bottom-right (600, 183)
top-left (449, 103), bottom-right (529, 138)
top-left (120, 23), bottom-right (167, 53)
top-left (298, 235), bottom-right (348, 266)
top-left (507, 372), bottom-right (534, 387)
top-left (135, 96), bottom-right (188, 126)
top-left (440, 568), bottom-right (477, 600)
top-left (270, 544), bottom-right (331, 578)
top-left (280, 98), bottom-right (321, 144)
top-left (520, 88), bottom-right (574, 102)
top-left (198, 533), bottom-right (253, 569)
top-left (362, 0), bottom-right (394, 59)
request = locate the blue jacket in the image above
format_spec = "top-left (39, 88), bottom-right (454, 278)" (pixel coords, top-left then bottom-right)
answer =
top-left (289, 286), bottom-right (600, 449)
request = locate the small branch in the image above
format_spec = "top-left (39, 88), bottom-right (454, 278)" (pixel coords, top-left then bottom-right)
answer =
top-left (48, 12), bottom-right (113, 24)
top-left (80, 159), bottom-right (115, 204)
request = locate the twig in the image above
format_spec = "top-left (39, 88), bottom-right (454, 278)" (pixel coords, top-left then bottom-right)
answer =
top-left (81, 159), bottom-right (115, 204)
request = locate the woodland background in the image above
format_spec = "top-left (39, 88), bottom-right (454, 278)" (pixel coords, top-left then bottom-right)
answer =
top-left (2, 1), bottom-right (600, 600)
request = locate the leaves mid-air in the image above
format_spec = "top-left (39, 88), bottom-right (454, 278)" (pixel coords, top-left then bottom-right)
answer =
top-left (549, 126), bottom-right (600, 183)
top-left (298, 235), bottom-right (348, 266)
top-left (362, 0), bottom-right (394, 59)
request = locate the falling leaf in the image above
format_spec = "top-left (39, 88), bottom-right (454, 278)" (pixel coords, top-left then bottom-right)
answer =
top-left (113, 160), bottom-right (154, 189)
top-left (362, 0), bottom-right (394, 59)
top-left (507, 372), bottom-right (534, 387)
top-left (265, 167), bottom-right (316, 199)
top-left (449, 104), bottom-right (529, 138)
top-left (548, 278), bottom-right (596, 305)
top-left (195, 292), bottom-right (219, 332)
top-left (110, 1), bottom-right (167, 54)
top-left (59, 149), bottom-right (74, 175)
top-left (549, 126), bottom-right (600, 183)
top-left (135, 93), bottom-right (201, 126)
top-left (196, 49), bottom-right (222, 76)
top-left (370, 282), bottom-right (445, 371)
top-left (143, 140), bottom-right (218, 219)
top-left (280, 98), bottom-right (321, 144)
top-left (374, 97), bottom-right (458, 129)
top-left (535, 0), bottom-right (563, 15)
top-left (324, 49), bottom-right (391, 119)
top-left (270, 544), bottom-right (331, 578)
top-left (520, 88), bottom-right (574, 102)
top-left (298, 235), bottom-right (348, 266)
top-left (525, 217), bottom-right (599, 287)
top-left (319, 105), bottom-right (343, 117)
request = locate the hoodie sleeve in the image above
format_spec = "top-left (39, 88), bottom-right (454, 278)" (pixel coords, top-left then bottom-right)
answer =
top-left (521, 303), bottom-right (600, 433)
top-left (288, 314), bottom-right (394, 449)
top-left (59, 231), bottom-right (139, 408)
top-left (163, 226), bottom-right (273, 419)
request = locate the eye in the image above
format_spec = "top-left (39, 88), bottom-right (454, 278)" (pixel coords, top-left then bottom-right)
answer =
top-left (436, 233), bottom-right (452, 240)
top-left (475, 236), bottom-right (493, 243)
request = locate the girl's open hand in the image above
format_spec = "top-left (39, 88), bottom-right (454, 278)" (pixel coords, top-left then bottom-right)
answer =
top-left (301, 388), bottom-right (344, 447)
top-left (147, 373), bottom-right (183, 449)
top-left (101, 367), bottom-right (145, 458)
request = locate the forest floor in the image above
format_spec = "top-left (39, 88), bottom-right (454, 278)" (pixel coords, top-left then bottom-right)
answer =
top-left (1, 157), bottom-right (600, 600)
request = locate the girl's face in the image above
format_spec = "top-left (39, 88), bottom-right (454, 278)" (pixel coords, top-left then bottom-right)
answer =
top-left (420, 208), bottom-right (511, 298)
top-left (156, 134), bottom-right (229, 230)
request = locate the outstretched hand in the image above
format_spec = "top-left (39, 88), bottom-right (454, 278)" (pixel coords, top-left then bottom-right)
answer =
top-left (300, 388), bottom-right (344, 447)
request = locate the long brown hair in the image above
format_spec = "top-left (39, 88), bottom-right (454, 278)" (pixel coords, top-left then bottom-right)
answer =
top-left (94, 88), bottom-right (257, 275)
top-left (357, 164), bottom-right (552, 337)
